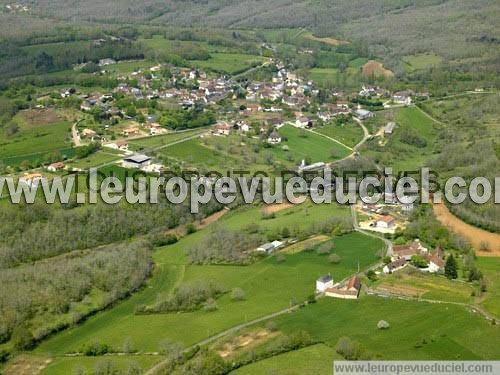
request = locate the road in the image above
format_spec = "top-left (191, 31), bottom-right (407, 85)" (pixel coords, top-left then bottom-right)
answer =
top-left (71, 120), bottom-right (83, 147)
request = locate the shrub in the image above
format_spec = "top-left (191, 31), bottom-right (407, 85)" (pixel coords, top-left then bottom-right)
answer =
top-left (328, 253), bottom-right (341, 264)
top-left (230, 287), bottom-right (246, 301)
top-left (265, 321), bottom-right (278, 332)
top-left (11, 326), bottom-right (35, 351)
top-left (203, 298), bottom-right (218, 312)
top-left (81, 339), bottom-right (110, 356)
top-left (377, 320), bottom-right (390, 329)
top-left (0, 349), bottom-right (9, 363)
top-left (317, 242), bottom-right (332, 255)
top-left (186, 223), bottom-right (197, 234)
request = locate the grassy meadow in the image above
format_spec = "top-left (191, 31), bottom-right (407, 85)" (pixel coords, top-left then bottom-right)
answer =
top-left (315, 121), bottom-right (364, 148)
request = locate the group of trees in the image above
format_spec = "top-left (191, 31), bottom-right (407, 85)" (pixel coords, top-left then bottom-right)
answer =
top-left (159, 108), bottom-right (216, 130)
top-left (0, 241), bottom-right (152, 348)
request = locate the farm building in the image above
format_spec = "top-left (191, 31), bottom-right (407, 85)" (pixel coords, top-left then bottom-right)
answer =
top-left (393, 91), bottom-right (412, 105)
top-left (213, 121), bottom-right (232, 136)
top-left (316, 275), bottom-right (334, 292)
top-left (384, 122), bottom-right (396, 135)
top-left (325, 276), bottom-right (361, 299)
top-left (256, 240), bottom-right (283, 254)
top-left (354, 109), bottom-right (374, 120)
top-left (383, 258), bottom-right (407, 274)
top-left (122, 154), bottom-right (152, 169)
top-left (47, 162), bottom-right (65, 172)
top-left (267, 129), bottom-right (282, 144)
top-left (393, 239), bottom-right (428, 261)
top-left (376, 215), bottom-right (396, 229)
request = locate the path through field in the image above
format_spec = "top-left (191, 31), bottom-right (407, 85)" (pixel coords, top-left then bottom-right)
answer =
top-left (432, 203), bottom-right (500, 256)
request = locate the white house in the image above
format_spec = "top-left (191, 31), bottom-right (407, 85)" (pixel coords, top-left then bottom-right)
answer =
top-left (316, 275), bottom-right (334, 292)
top-left (393, 91), bottom-right (412, 105)
top-left (354, 109), bottom-right (374, 120)
top-left (295, 116), bottom-right (311, 128)
top-left (324, 276), bottom-right (361, 299)
top-left (47, 162), bottom-right (65, 172)
top-left (376, 215), bottom-right (396, 229)
top-left (256, 240), bottom-right (283, 254)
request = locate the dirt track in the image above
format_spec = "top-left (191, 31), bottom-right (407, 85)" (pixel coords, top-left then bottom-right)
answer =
top-left (432, 203), bottom-right (500, 256)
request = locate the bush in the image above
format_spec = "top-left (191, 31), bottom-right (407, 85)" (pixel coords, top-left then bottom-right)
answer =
top-left (265, 321), bottom-right (278, 332)
top-left (317, 242), bottom-right (332, 255)
top-left (328, 253), bottom-right (341, 264)
top-left (186, 223), bottom-right (197, 234)
top-left (230, 287), bottom-right (246, 301)
top-left (0, 349), bottom-right (9, 363)
top-left (81, 339), bottom-right (110, 356)
top-left (377, 320), bottom-right (390, 329)
top-left (203, 298), bottom-right (218, 312)
top-left (11, 326), bottom-right (35, 351)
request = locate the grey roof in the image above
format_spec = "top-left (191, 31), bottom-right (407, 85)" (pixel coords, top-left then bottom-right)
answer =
top-left (124, 154), bottom-right (151, 164)
top-left (384, 122), bottom-right (396, 133)
top-left (386, 258), bottom-right (406, 270)
top-left (259, 243), bottom-right (275, 251)
top-left (317, 275), bottom-right (333, 283)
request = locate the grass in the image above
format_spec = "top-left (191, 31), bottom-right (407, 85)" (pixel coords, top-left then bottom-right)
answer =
top-left (127, 128), bottom-right (206, 151)
top-left (315, 121), bottom-right (364, 148)
top-left (402, 53), bottom-right (443, 72)
top-left (274, 297), bottom-right (500, 360)
top-left (269, 125), bottom-right (351, 163)
top-left (0, 114), bottom-right (72, 166)
top-left (41, 354), bottom-right (162, 375)
top-left (191, 53), bottom-right (264, 74)
top-left (375, 268), bottom-right (475, 304)
top-left (34, 203), bottom-right (381, 357)
top-left (476, 257), bottom-right (500, 318)
top-left (232, 343), bottom-right (339, 375)
top-left (67, 151), bottom-right (121, 170)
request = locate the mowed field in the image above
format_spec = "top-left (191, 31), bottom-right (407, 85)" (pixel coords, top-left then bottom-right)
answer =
top-left (402, 53), bottom-right (443, 73)
top-left (315, 121), bottom-right (364, 148)
top-left (33, 203), bottom-right (380, 363)
top-left (127, 128), bottom-right (207, 151)
top-left (232, 343), bottom-right (339, 375)
top-left (0, 109), bottom-right (72, 165)
top-left (192, 53), bottom-right (264, 74)
top-left (273, 297), bottom-right (500, 360)
top-left (270, 125), bottom-right (352, 163)
top-left (475, 257), bottom-right (500, 319)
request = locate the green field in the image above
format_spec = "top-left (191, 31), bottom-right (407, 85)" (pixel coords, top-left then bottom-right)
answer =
top-left (306, 68), bottom-right (360, 87)
top-left (476, 257), bottom-right (500, 318)
top-left (315, 121), bottom-right (364, 148)
top-left (402, 53), bottom-right (443, 72)
top-left (42, 354), bottom-right (162, 375)
top-left (274, 297), bottom-right (500, 360)
top-left (67, 150), bottom-right (121, 170)
top-left (127, 128), bottom-right (206, 151)
top-left (0, 115), bottom-right (72, 166)
top-left (34, 203), bottom-right (381, 360)
top-left (269, 125), bottom-right (352, 163)
top-left (192, 53), bottom-right (264, 74)
top-left (232, 343), bottom-right (339, 375)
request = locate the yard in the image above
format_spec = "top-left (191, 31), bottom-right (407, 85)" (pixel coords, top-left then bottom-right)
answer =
top-left (315, 120), bottom-right (364, 148)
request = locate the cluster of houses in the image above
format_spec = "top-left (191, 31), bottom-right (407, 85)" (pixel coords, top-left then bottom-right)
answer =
top-left (316, 274), bottom-right (362, 299)
top-left (383, 239), bottom-right (445, 274)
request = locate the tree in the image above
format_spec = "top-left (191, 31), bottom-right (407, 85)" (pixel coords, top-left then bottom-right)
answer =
top-left (122, 336), bottom-right (136, 354)
top-left (328, 253), bottom-right (341, 264)
top-left (411, 255), bottom-right (428, 268)
top-left (230, 287), bottom-right (246, 301)
top-left (366, 269), bottom-right (377, 281)
top-left (377, 320), bottom-right (390, 329)
top-left (11, 325), bottom-right (35, 350)
top-left (444, 254), bottom-right (458, 279)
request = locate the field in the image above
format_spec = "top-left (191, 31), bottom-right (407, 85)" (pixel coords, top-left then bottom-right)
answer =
top-left (34, 203), bottom-right (382, 360)
top-left (306, 68), bottom-right (360, 87)
top-left (41, 355), bottom-right (161, 375)
top-left (303, 32), bottom-right (348, 46)
top-left (475, 257), bottom-right (500, 318)
top-left (361, 60), bottom-right (393, 78)
top-left (127, 128), bottom-right (207, 151)
top-left (273, 297), bottom-right (500, 360)
top-left (0, 109), bottom-right (73, 166)
top-left (374, 268), bottom-right (475, 304)
top-left (232, 343), bottom-right (339, 375)
top-left (67, 150), bottom-right (121, 170)
top-left (191, 53), bottom-right (264, 74)
top-left (315, 121), bottom-right (364, 148)
top-left (363, 106), bottom-right (438, 171)
top-left (402, 53), bottom-right (443, 72)
top-left (269, 125), bottom-right (352, 163)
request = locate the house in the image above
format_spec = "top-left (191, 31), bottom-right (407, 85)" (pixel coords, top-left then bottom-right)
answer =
top-left (80, 99), bottom-right (96, 111)
top-left (384, 122), bottom-right (396, 135)
top-left (123, 127), bottom-right (140, 137)
top-left (18, 173), bottom-right (44, 187)
top-left (267, 129), bottom-right (282, 144)
top-left (393, 239), bottom-right (428, 261)
top-left (105, 140), bottom-right (129, 151)
top-left (376, 215), bottom-right (396, 229)
top-left (246, 103), bottom-right (262, 113)
top-left (325, 276), bottom-right (361, 299)
top-left (234, 121), bottom-right (250, 133)
top-left (122, 154), bottom-right (152, 169)
top-left (383, 258), bottom-right (407, 274)
top-left (354, 109), bottom-right (374, 120)
top-left (393, 91), bottom-right (412, 105)
top-left (213, 121), bottom-right (232, 136)
top-left (316, 275), bottom-right (334, 292)
top-left (428, 254), bottom-right (445, 273)
top-left (295, 116), bottom-right (312, 128)
top-left (144, 123), bottom-right (163, 135)
top-left (47, 162), bottom-right (65, 172)
top-left (256, 240), bottom-right (283, 254)
top-left (80, 128), bottom-right (98, 141)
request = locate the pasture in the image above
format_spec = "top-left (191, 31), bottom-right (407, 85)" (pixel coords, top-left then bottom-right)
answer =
top-left (191, 53), bottom-right (264, 74)
top-left (0, 110), bottom-right (72, 166)
top-left (34, 203), bottom-right (381, 358)
top-left (476, 257), bottom-right (500, 318)
top-left (127, 128), bottom-right (206, 151)
top-left (269, 125), bottom-right (351, 163)
top-left (274, 297), bottom-right (500, 360)
top-left (402, 53), bottom-right (443, 72)
top-left (232, 343), bottom-right (338, 375)
top-left (315, 121), bottom-right (364, 148)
